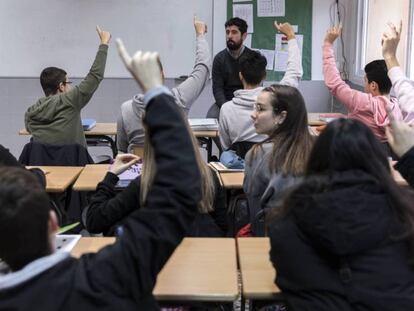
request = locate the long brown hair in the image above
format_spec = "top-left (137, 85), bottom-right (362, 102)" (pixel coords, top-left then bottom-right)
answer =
top-left (140, 118), bottom-right (215, 214)
top-left (249, 84), bottom-right (314, 176)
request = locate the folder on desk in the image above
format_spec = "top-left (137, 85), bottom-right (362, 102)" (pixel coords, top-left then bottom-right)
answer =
top-left (188, 118), bottom-right (219, 130)
top-left (82, 119), bottom-right (97, 131)
top-left (114, 162), bottom-right (143, 188)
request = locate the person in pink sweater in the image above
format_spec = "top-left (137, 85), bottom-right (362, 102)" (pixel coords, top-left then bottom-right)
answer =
top-left (323, 25), bottom-right (403, 145)
top-left (382, 21), bottom-right (414, 125)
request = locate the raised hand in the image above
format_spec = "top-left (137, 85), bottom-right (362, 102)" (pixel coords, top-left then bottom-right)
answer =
top-left (96, 25), bottom-right (111, 45)
top-left (274, 21), bottom-right (295, 40)
top-left (194, 16), bottom-right (207, 37)
top-left (382, 21), bottom-right (402, 69)
top-left (116, 39), bottom-right (163, 92)
top-left (386, 107), bottom-right (414, 157)
top-left (324, 25), bottom-right (342, 44)
top-left (110, 153), bottom-right (140, 175)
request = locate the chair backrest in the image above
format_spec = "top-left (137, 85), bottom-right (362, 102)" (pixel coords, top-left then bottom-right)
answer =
top-left (130, 145), bottom-right (144, 159)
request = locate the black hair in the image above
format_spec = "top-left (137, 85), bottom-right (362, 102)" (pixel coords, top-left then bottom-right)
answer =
top-left (239, 51), bottom-right (267, 85)
top-left (0, 167), bottom-right (51, 271)
top-left (225, 17), bottom-right (248, 34)
top-left (364, 60), bottom-right (392, 94)
top-left (304, 118), bottom-right (414, 261)
top-left (40, 67), bottom-right (67, 96)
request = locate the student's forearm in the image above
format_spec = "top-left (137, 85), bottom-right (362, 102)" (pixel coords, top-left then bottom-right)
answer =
top-left (384, 56), bottom-right (400, 70)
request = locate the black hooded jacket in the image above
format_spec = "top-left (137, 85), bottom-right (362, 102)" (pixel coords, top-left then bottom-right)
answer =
top-left (269, 170), bottom-right (414, 311)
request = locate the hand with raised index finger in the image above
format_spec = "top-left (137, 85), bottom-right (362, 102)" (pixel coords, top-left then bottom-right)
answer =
top-left (382, 21), bottom-right (402, 68)
top-left (324, 24), bottom-right (342, 44)
top-left (116, 39), bottom-right (163, 92)
top-left (274, 20), bottom-right (295, 40)
top-left (96, 25), bottom-right (111, 45)
top-left (194, 15), bottom-right (207, 37)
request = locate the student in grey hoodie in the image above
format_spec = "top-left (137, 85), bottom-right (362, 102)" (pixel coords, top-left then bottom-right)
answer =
top-left (24, 27), bottom-right (110, 147)
top-left (117, 18), bottom-right (211, 153)
top-left (218, 21), bottom-right (303, 155)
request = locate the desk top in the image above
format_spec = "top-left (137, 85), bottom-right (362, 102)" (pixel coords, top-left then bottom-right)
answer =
top-left (237, 237), bottom-right (281, 299)
top-left (19, 123), bottom-right (117, 137)
top-left (72, 164), bottom-right (109, 191)
top-left (19, 124), bottom-right (218, 138)
top-left (71, 237), bottom-right (239, 302)
top-left (307, 113), bottom-right (327, 126)
top-left (218, 171), bottom-right (244, 189)
top-left (27, 166), bottom-right (83, 192)
top-left (193, 130), bottom-right (219, 138)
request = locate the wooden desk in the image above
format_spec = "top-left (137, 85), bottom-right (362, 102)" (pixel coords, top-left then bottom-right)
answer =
top-left (307, 113), bottom-right (327, 126)
top-left (237, 237), bottom-right (281, 300)
top-left (218, 171), bottom-right (244, 189)
top-left (19, 123), bottom-right (118, 157)
top-left (27, 166), bottom-right (84, 192)
top-left (71, 237), bottom-right (239, 302)
top-left (72, 164), bottom-right (109, 191)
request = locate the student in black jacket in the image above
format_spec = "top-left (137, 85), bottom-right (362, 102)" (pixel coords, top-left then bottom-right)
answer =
top-left (269, 118), bottom-right (414, 311)
top-left (85, 143), bottom-right (227, 237)
top-left (0, 45), bottom-right (201, 310)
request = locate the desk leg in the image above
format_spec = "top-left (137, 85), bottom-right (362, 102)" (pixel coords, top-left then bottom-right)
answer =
top-left (86, 135), bottom-right (117, 158)
top-left (207, 137), bottom-right (213, 161)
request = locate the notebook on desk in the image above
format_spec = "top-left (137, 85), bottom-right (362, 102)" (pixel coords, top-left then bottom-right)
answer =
top-left (114, 162), bottom-right (143, 188)
top-left (82, 119), bottom-right (97, 131)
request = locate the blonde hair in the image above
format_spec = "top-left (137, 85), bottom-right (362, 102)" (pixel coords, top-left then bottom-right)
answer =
top-left (140, 117), bottom-right (215, 214)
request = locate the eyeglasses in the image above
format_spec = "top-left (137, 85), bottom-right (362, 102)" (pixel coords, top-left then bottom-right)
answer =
top-left (62, 81), bottom-right (73, 85)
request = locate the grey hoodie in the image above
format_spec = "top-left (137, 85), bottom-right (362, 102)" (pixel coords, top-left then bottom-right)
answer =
top-left (117, 35), bottom-right (211, 153)
top-left (219, 38), bottom-right (303, 150)
top-left (219, 87), bottom-right (267, 150)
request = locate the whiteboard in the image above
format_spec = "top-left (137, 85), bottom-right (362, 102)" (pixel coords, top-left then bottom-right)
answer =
top-left (0, 0), bottom-right (213, 78)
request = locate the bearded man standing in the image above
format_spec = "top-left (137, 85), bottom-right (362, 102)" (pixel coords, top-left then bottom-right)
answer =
top-left (207, 17), bottom-right (256, 121)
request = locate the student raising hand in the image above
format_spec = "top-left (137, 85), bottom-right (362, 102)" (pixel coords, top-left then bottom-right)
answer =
top-left (96, 25), bottom-right (111, 45)
top-left (382, 21), bottom-right (402, 69)
top-left (116, 40), bottom-right (162, 92)
top-left (324, 24), bottom-right (342, 44)
top-left (274, 20), bottom-right (295, 40)
top-left (386, 108), bottom-right (414, 158)
top-left (194, 16), bottom-right (207, 36)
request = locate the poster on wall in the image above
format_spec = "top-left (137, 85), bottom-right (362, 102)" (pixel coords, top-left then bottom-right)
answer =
top-left (257, 0), bottom-right (285, 17)
top-left (233, 3), bottom-right (254, 33)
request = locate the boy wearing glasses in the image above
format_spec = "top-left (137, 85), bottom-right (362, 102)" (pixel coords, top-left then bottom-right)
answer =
top-left (24, 27), bottom-right (111, 147)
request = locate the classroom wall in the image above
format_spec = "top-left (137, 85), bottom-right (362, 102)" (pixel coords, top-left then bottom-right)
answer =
top-left (1, 0), bottom-right (338, 158)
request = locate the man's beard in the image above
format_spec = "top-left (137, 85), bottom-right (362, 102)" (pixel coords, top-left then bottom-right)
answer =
top-left (226, 39), bottom-right (242, 51)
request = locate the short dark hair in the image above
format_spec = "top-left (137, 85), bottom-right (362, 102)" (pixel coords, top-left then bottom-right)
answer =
top-left (225, 17), bottom-right (248, 34)
top-left (0, 167), bottom-right (51, 271)
top-left (40, 67), bottom-right (67, 96)
top-left (364, 60), bottom-right (392, 94)
top-left (239, 51), bottom-right (267, 85)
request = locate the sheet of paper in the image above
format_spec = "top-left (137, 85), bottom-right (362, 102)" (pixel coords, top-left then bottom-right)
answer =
top-left (233, 0), bottom-right (251, 2)
top-left (233, 4), bottom-right (254, 33)
top-left (257, 0), bottom-right (285, 17)
top-left (274, 34), bottom-right (303, 72)
top-left (258, 49), bottom-right (275, 70)
top-left (244, 34), bottom-right (252, 48)
top-left (55, 235), bottom-right (81, 253)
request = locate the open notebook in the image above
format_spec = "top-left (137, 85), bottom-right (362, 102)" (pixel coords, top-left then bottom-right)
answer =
top-left (114, 162), bottom-right (143, 188)
top-left (55, 235), bottom-right (81, 253)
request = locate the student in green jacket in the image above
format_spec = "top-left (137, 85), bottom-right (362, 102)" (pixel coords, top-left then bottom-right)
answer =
top-left (24, 26), bottom-right (111, 147)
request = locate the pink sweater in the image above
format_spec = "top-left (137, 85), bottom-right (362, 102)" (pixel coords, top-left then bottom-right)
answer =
top-left (323, 43), bottom-right (403, 142)
top-left (388, 66), bottom-right (414, 124)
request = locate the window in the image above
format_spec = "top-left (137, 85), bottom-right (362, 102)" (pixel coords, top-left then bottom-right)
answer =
top-left (355, 0), bottom-right (411, 79)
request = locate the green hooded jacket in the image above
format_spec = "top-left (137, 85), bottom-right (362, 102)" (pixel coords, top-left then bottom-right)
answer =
top-left (25, 44), bottom-right (108, 147)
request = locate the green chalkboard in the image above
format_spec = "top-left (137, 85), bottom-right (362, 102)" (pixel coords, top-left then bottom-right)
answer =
top-left (227, 0), bottom-right (312, 80)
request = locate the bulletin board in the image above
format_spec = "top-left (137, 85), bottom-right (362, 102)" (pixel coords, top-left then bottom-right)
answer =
top-left (227, 0), bottom-right (312, 80)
